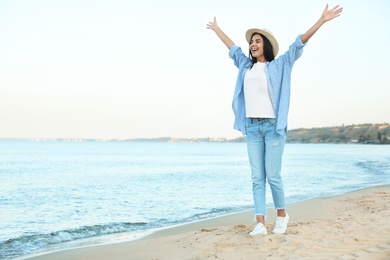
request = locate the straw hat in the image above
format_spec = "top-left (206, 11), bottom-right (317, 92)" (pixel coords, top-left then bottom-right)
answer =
top-left (245, 28), bottom-right (279, 57)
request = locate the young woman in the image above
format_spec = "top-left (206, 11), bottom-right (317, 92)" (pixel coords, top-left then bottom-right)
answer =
top-left (207, 4), bottom-right (343, 235)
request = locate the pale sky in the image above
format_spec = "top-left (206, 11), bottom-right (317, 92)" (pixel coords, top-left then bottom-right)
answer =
top-left (0, 0), bottom-right (389, 139)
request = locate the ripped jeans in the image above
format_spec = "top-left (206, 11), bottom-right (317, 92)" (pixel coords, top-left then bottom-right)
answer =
top-left (245, 118), bottom-right (286, 217)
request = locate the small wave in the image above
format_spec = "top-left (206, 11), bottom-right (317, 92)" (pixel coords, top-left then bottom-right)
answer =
top-left (356, 160), bottom-right (390, 175)
top-left (0, 222), bottom-right (147, 260)
top-left (179, 206), bottom-right (251, 224)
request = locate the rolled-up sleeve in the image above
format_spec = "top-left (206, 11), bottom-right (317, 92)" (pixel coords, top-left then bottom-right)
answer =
top-left (285, 34), bottom-right (307, 66)
top-left (229, 45), bottom-right (249, 69)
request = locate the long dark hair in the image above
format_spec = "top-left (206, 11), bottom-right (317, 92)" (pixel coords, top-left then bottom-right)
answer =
top-left (248, 33), bottom-right (275, 68)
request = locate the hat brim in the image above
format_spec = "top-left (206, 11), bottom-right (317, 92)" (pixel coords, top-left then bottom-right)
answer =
top-left (245, 28), bottom-right (279, 57)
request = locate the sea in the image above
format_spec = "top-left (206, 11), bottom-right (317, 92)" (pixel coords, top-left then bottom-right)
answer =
top-left (1, 140), bottom-right (389, 259)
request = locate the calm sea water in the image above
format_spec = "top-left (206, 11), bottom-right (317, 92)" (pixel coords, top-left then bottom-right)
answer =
top-left (1, 141), bottom-right (389, 259)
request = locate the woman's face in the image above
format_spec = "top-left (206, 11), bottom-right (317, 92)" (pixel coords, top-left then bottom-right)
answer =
top-left (249, 33), bottom-right (266, 62)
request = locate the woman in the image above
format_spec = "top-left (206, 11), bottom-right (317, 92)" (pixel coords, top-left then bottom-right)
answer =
top-left (206, 4), bottom-right (343, 235)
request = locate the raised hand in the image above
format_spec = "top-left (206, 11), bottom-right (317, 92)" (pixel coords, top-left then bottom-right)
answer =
top-left (322, 4), bottom-right (343, 22)
top-left (206, 16), bottom-right (234, 49)
top-left (301, 4), bottom-right (343, 43)
top-left (206, 17), bottom-right (218, 31)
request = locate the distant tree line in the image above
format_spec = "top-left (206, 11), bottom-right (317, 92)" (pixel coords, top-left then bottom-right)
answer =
top-left (116, 123), bottom-right (390, 144)
top-left (287, 123), bottom-right (390, 144)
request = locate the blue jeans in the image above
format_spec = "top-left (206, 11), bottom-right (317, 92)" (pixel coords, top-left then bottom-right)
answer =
top-left (245, 118), bottom-right (286, 217)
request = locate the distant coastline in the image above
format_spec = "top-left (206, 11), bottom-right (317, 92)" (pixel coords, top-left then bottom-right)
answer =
top-left (1, 123), bottom-right (389, 144)
top-left (287, 123), bottom-right (390, 144)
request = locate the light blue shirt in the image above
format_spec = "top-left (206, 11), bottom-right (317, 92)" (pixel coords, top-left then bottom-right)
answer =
top-left (229, 34), bottom-right (307, 136)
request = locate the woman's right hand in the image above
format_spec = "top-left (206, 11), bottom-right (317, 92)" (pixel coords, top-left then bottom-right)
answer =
top-left (206, 17), bottom-right (218, 31)
top-left (206, 16), bottom-right (234, 50)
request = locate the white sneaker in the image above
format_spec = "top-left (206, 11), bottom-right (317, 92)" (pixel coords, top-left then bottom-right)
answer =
top-left (272, 213), bottom-right (289, 234)
top-left (249, 223), bottom-right (267, 236)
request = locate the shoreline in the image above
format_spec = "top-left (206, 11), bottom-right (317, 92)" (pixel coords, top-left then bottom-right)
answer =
top-left (24, 184), bottom-right (390, 259)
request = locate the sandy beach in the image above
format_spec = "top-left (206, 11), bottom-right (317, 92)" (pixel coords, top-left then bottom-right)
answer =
top-left (26, 185), bottom-right (390, 260)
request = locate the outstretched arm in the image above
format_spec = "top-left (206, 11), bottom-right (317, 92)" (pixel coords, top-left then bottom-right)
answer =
top-left (206, 17), bottom-right (235, 50)
top-left (301, 4), bottom-right (343, 44)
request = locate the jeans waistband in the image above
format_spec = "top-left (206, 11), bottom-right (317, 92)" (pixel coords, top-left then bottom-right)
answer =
top-left (248, 118), bottom-right (272, 123)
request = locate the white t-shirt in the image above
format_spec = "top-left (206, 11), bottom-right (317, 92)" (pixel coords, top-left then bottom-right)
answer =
top-left (244, 62), bottom-right (276, 118)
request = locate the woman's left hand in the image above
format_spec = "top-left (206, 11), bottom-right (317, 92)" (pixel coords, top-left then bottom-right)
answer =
top-left (322, 4), bottom-right (343, 22)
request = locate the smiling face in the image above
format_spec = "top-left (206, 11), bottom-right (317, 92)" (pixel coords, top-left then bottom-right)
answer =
top-left (249, 33), bottom-right (266, 62)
